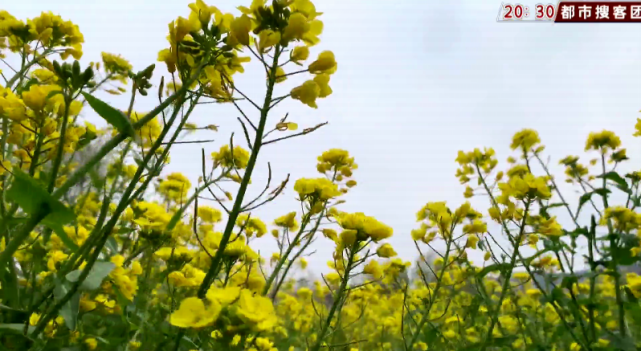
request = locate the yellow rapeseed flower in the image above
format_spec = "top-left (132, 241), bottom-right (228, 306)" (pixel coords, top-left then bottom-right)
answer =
top-left (170, 297), bottom-right (221, 328)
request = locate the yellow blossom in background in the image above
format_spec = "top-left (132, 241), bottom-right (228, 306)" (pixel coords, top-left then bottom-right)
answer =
top-left (198, 206), bottom-right (223, 223)
top-left (170, 297), bottom-right (221, 328)
top-left (294, 177), bottom-right (341, 201)
top-left (274, 212), bottom-right (299, 231)
top-left (234, 289), bottom-right (278, 332)
top-left (585, 130), bottom-right (621, 151)
top-left (84, 338), bottom-right (98, 350)
top-left (211, 144), bottom-right (250, 169)
top-left (376, 243), bottom-right (397, 258)
top-left (510, 129), bottom-right (541, 151)
top-left (498, 173), bottom-right (551, 201)
top-left (236, 214), bottom-right (268, 237)
top-left (101, 52), bottom-right (132, 75)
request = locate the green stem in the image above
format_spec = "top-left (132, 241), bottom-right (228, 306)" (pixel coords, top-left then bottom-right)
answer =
top-left (477, 167), bottom-right (590, 350)
top-left (310, 242), bottom-right (359, 351)
top-left (5, 50), bottom-right (51, 89)
top-left (407, 236), bottom-right (453, 350)
top-left (0, 207), bottom-right (49, 278)
top-left (47, 93), bottom-right (72, 193)
top-left (269, 210), bottom-right (323, 300)
top-left (479, 200), bottom-right (530, 351)
top-left (601, 153), bottom-right (626, 337)
top-left (28, 123), bottom-right (44, 177)
top-left (262, 212), bottom-right (313, 296)
top-left (196, 47), bottom-right (282, 298)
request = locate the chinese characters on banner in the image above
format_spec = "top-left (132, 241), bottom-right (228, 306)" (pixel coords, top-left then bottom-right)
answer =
top-left (555, 2), bottom-right (641, 22)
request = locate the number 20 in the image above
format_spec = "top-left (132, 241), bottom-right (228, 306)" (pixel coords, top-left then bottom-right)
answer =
top-left (503, 4), bottom-right (524, 20)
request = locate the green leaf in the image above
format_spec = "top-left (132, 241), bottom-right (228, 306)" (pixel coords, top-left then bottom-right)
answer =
top-left (561, 275), bottom-right (578, 289)
top-left (522, 248), bottom-right (551, 266)
top-left (105, 237), bottom-right (119, 253)
top-left (612, 233), bottom-right (641, 266)
top-left (43, 220), bottom-right (78, 252)
top-left (0, 323), bottom-right (34, 334)
top-left (598, 171), bottom-right (630, 193)
top-left (577, 192), bottom-right (594, 216)
top-left (88, 167), bottom-right (106, 189)
top-left (608, 334), bottom-right (637, 351)
top-left (478, 263), bottom-right (511, 279)
top-left (625, 286), bottom-right (639, 303)
top-left (577, 188), bottom-right (611, 216)
top-left (6, 169), bottom-right (74, 226)
top-left (593, 187), bottom-right (612, 198)
top-left (45, 89), bottom-right (63, 100)
top-left (66, 261), bottom-right (115, 291)
top-left (82, 92), bottom-right (135, 137)
top-left (539, 202), bottom-right (568, 218)
top-left (54, 280), bottom-right (79, 331)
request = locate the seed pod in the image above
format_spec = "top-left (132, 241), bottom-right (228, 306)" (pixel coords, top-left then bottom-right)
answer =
top-left (158, 76), bottom-right (164, 100)
top-left (182, 39), bottom-right (200, 47)
top-left (63, 65), bottom-right (73, 81)
top-left (142, 64), bottom-right (155, 79)
top-left (72, 60), bottom-right (81, 78)
top-left (82, 67), bottom-right (94, 83)
top-left (52, 60), bottom-right (62, 76)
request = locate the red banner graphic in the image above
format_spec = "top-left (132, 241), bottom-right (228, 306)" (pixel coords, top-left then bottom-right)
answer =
top-left (555, 2), bottom-right (641, 22)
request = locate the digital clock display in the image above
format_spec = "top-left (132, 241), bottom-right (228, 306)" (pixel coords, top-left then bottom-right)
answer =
top-left (497, 3), bottom-right (557, 21)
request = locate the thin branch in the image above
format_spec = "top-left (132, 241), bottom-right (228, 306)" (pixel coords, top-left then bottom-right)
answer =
top-left (278, 68), bottom-right (308, 78)
top-left (237, 117), bottom-right (253, 149)
top-left (263, 122), bottom-right (328, 145)
top-left (0, 58), bottom-right (18, 73)
top-left (269, 94), bottom-right (290, 109)
top-left (162, 139), bottom-right (216, 145)
top-left (241, 162), bottom-right (273, 210)
top-left (221, 73), bottom-right (261, 111)
top-left (243, 174), bottom-right (290, 212)
top-left (193, 195), bottom-right (214, 259)
top-left (231, 97), bottom-right (257, 131)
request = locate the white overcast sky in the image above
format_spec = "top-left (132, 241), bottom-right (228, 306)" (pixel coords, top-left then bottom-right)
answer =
top-left (4, 0), bottom-right (641, 273)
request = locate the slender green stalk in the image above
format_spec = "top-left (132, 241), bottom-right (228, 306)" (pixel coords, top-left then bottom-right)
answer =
top-left (587, 215), bottom-right (598, 341)
top-left (310, 242), bottom-right (359, 351)
top-left (262, 211), bottom-right (313, 296)
top-left (475, 165), bottom-right (590, 350)
top-left (479, 201), bottom-right (530, 350)
top-left (28, 121), bottom-right (46, 177)
top-left (5, 50), bottom-right (51, 89)
top-left (407, 236), bottom-right (454, 350)
top-left (600, 153), bottom-right (626, 337)
top-left (197, 47), bottom-right (282, 298)
top-left (47, 93), bottom-right (72, 193)
top-left (0, 207), bottom-right (49, 274)
top-left (269, 210), bottom-right (322, 299)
